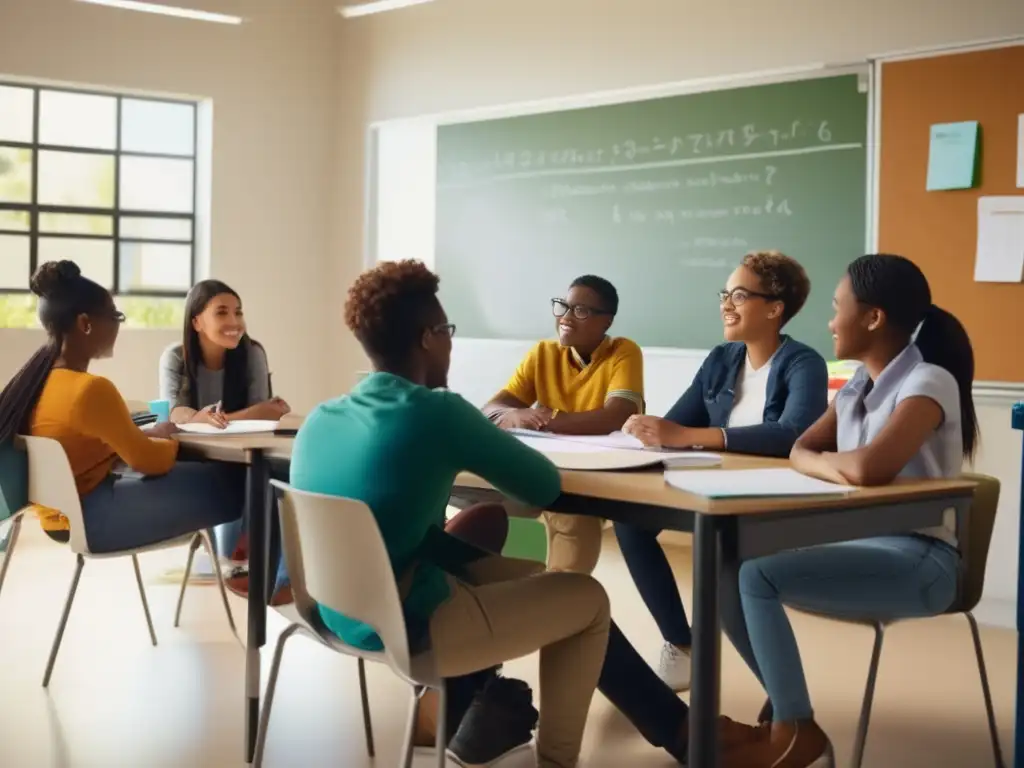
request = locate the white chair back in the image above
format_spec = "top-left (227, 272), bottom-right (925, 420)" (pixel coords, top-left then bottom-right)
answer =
top-left (17, 436), bottom-right (91, 555)
top-left (270, 481), bottom-right (416, 680)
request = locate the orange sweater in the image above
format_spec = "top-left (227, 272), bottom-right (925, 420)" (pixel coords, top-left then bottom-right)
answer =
top-left (28, 369), bottom-right (179, 531)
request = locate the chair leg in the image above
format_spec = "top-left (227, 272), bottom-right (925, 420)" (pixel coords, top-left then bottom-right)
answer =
top-left (850, 622), bottom-right (886, 768)
top-left (132, 555), bottom-right (158, 647)
top-left (357, 657), bottom-right (375, 757)
top-left (0, 515), bottom-right (24, 600)
top-left (199, 530), bottom-right (239, 641)
top-left (402, 687), bottom-right (424, 768)
top-left (43, 554), bottom-right (85, 688)
top-left (253, 623), bottom-right (301, 768)
top-left (435, 682), bottom-right (448, 768)
top-left (173, 533), bottom-right (203, 628)
top-left (966, 612), bottom-right (1006, 767)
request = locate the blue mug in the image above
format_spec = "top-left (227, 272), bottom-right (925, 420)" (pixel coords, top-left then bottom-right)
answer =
top-left (148, 399), bottom-right (171, 423)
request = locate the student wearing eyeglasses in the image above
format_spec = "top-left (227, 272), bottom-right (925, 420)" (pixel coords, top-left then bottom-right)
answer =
top-left (482, 275), bottom-right (644, 574)
top-left (617, 250), bottom-right (828, 692)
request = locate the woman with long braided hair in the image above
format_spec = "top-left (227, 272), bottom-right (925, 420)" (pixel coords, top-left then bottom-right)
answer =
top-left (0, 260), bottom-right (241, 550)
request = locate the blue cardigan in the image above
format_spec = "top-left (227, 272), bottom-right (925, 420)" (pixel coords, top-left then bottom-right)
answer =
top-left (664, 337), bottom-right (828, 457)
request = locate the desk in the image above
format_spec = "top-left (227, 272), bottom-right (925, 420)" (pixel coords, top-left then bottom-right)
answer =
top-left (176, 436), bottom-right (975, 768)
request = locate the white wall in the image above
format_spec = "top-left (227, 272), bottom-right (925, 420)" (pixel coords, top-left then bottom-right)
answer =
top-left (0, 0), bottom-right (340, 410)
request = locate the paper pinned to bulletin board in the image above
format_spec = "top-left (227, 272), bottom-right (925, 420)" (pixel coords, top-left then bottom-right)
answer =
top-left (926, 120), bottom-right (979, 191)
top-left (1017, 114), bottom-right (1024, 188)
top-left (974, 196), bottom-right (1024, 283)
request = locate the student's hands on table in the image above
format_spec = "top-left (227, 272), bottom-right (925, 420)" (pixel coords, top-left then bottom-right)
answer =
top-left (147, 422), bottom-right (180, 439)
top-left (252, 397), bottom-right (291, 420)
top-left (190, 404), bottom-right (229, 429)
top-left (495, 407), bottom-right (552, 431)
top-left (623, 415), bottom-right (690, 448)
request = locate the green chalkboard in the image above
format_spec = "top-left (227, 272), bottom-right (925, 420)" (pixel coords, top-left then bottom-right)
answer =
top-left (435, 74), bottom-right (868, 355)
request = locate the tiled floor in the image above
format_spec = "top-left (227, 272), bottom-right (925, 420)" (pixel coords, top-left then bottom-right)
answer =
top-left (0, 521), bottom-right (1015, 767)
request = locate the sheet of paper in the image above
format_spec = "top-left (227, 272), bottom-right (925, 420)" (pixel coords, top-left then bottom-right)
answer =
top-left (177, 419), bottom-right (279, 436)
top-left (661, 452), bottom-right (723, 468)
top-left (1017, 115), bottom-right (1024, 189)
top-left (515, 435), bottom-right (613, 454)
top-left (507, 429), bottom-right (645, 451)
top-left (974, 196), bottom-right (1024, 283)
top-left (926, 120), bottom-right (979, 191)
top-left (664, 468), bottom-right (853, 498)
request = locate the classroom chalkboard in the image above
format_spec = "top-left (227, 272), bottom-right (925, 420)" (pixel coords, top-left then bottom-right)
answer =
top-left (435, 74), bottom-right (868, 355)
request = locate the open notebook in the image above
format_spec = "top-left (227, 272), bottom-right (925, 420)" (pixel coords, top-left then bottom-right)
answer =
top-left (513, 432), bottom-right (722, 470)
top-left (665, 468), bottom-right (854, 498)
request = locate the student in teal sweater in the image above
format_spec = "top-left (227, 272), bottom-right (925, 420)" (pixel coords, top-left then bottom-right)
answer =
top-left (290, 261), bottom-right (611, 768)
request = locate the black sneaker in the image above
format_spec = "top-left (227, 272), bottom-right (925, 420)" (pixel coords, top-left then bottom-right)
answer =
top-left (446, 677), bottom-right (538, 766)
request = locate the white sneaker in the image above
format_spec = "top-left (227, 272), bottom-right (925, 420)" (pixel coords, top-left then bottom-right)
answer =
top-left (657, 642), bottom-right (691, 692)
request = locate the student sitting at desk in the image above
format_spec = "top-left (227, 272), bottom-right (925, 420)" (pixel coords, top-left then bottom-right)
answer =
top-left (616, 250), bottom-right (828, 692)
top-left (160, 279), bottom-right (293, 605)
top-left (482, 275), bottom-right (644, 574)
top-left (292, 261), bottom-right (732, 767)
top-left (0, 260), bottom-right (241, 550)
top-left (720, 254), bottom-right (976, 768)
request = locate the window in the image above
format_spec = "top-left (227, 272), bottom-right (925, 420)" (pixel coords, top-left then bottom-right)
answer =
top-left (0, 82), bottom-right (198, 329)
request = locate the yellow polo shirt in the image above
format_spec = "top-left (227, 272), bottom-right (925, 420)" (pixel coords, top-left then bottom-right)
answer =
top-left (502, 337), bottom-right (644, 414)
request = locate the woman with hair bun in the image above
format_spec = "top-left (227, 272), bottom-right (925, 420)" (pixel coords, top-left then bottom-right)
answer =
top-left (0, 260), bottom-right (242, 550)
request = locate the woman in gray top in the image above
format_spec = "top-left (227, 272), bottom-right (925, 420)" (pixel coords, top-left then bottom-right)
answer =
top-left (159, 279), bottom-right (292, 604)
top-left (159, 280), bottom-right (289, 427)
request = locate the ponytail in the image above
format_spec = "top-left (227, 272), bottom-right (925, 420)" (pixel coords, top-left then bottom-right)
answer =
top-left (915, 304), bottom-right (978, 459)
top-left (0, 341), bottom-right (61, 444)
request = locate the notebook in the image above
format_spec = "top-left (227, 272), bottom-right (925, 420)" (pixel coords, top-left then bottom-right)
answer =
top-left (664, 468), bottom-right (854, 498)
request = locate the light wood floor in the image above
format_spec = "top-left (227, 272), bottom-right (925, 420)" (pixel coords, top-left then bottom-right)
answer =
top-left (0, 521), bottom-right (1015, 767)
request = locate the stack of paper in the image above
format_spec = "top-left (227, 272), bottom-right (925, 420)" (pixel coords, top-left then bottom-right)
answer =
top-left (514, 433), bottom-right (722, 470)
top-left (664, 468), bottom-right (853, 498)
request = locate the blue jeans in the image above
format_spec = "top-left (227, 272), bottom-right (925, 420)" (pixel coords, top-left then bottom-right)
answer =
top-left (730, 534), bottom-right (960, 722)
top-left (81, 463), bottom-right (244, 553)
top-left (211, 467), bottom-right (291, 591)
top-left (614, 522), bottom-right (693, 647)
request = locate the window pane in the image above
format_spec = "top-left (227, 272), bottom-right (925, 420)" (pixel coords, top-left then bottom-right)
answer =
top-left (0, 209), bottom-right (29, 231)
top-left (0, 235), bottom-right (30, 289)
top-left (38, 150), bottom-right (115, 208)
top-left (0, 146), bottom-right (32, 203)
top-left (121, 99), bottom-right (195, 156)
top-left (0, 85), bottom-right (34, 143)
top-left (119, 296), bottom-right (184, 329)
top-left (119, 242), bottom-right (191, 292)
top-left (39, 90), bottom-right (117, 150)
top-left (40, 213), bottom-right (113, 236)
top-left (38, 237), bottom-right (114, 289)
top-left (120, 216), bottom-right (192, 241)
top-left (120, 156), bottom-right (193, 213)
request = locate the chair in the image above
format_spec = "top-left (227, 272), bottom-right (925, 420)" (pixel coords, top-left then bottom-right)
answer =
top-left (0, 508), bottom-right (27, 600)
top-left (255, 481), bottom-right (447, 768)
top-left (17, 436), bottom-right (238, 687)
top-left (759, 473), bottom-right (1005, 768)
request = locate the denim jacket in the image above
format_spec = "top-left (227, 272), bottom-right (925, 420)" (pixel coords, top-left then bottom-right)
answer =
top-left (663, 337), bottom-right (828, 457)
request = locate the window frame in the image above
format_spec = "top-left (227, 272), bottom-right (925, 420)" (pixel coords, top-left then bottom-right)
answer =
top-left (0, 81), bottom-right (198, 297)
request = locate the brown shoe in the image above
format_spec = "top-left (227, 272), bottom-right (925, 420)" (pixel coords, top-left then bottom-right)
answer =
top-left (718, 715), bottom-right (770, 750)
top-left (722, 719), bottom-right (833, 768)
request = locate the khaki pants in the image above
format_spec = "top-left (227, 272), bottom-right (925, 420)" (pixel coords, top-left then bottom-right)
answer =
top-left (428, 554), bottom-right (611, 768)
top-left (503, 501), bottom-right (606, 575)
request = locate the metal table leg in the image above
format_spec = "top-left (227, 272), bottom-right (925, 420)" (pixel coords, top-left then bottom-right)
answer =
top-left (245, 449), bottom-right (269, 763)
top-left (689, 513), bottom-right (722, 768)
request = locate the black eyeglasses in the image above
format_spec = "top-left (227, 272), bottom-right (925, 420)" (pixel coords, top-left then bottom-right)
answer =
top-left (718, 288), bottom-right (778, 307)
top-left (551, 298), bottom-right (612, 321)
top-left (431, 323), bottom-right (456, 338)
